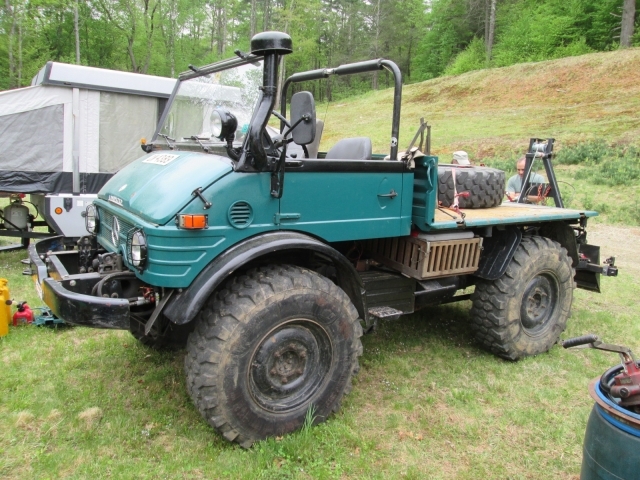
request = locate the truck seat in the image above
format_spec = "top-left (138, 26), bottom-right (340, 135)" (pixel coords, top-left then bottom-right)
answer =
top-left (305, 120), bottom-right (324, 159)
top-left (325, 137), bottom-right (372, 160)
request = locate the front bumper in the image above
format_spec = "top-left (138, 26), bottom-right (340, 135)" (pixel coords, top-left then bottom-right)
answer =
top-left (29, 237), bottom-right (130, 329)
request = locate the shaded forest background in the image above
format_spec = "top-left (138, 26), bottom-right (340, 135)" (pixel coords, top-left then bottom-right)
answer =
top-left (1, 0), bottom-right (638, 99)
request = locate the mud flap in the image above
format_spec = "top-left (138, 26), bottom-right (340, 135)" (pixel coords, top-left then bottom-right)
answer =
top-left (576, 244), bottom-right (601, 293)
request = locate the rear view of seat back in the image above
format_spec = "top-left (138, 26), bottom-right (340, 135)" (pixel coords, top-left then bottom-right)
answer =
top-left (288, 120), bottom-right (324, 159)
top-left (325, 137), bottom-right (372, 160)
top-left (306, 120), bottom-right (324, 159)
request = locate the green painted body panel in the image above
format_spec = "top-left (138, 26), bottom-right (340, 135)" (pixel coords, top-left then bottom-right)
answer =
top-left (95, 170), bottom-right (278, 288)
top-left (411, 156), bottom-right (439, 230)
top-left (95, 151), bottom-right (597, 289)
top-left (280, 170), bottom-right (411, 241)
top-left (98, 151), bottom-right (233, 225)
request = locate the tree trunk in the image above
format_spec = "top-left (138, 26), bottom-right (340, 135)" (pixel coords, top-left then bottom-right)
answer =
top-left (17, 14), bottom-right (22, 85)
top-left (5, 0), bottom-right (17, 88)
top-left (263, 0), bottom-right (270, 31)
top-left (620, 0), bottom-right (636, 48)
top-left (74, 0), bottom-right (81, 64)
top-left (486, 0), bottom-right (497, 61)
top-left (371, 0), bottom-right (382, 90)
top-left (250, 0), bottom-right (257, 37)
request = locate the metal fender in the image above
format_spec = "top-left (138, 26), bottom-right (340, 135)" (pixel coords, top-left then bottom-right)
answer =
top-left (163, 231), bottom-right (365, 326)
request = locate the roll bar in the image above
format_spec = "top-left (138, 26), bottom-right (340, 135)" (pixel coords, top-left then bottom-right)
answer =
top-left (280, 59), bottom-right (403, 161)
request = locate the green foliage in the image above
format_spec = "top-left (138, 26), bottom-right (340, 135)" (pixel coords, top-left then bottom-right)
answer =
top-left (492, 0), bottom-right (596, 66)
top-left (444, 37), bottom-right (487, 76)
top-left (556, 141), bottom-right (640, 187)
top-left (555, 139), bottom-right (611, 165)
top-left (0, 0), bottom-right (635, 99)
top-left (413, 0), bottom-right (474, 80)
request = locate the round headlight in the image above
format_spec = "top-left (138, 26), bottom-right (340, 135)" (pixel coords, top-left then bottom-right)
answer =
top-left (85, 204), bottom-right (99, 234)
top-left (210, 109), bottom-right (238, 140)
top-left (129, 229), bottom-right (147, 269)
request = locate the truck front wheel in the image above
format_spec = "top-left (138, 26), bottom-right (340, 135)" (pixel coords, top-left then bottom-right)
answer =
top-left (184, 264), bottom-right (363, 447)
top-left (470, 236), bottom-right (574, 360)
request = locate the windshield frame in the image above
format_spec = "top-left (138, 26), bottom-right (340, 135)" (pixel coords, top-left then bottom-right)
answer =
top-left (151, 54), bottom-right (263, 147)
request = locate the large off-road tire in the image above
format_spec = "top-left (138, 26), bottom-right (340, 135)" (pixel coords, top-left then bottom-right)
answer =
top-left (470, 236), bottom-right (575, 360)
top-left (438, 165), bottom-right (505, 209)
top-left (184, 264), bottom-right (363, 447)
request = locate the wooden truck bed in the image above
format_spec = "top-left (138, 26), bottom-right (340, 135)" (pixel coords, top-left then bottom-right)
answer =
top-left (429, 203), bottom-right (598, 230)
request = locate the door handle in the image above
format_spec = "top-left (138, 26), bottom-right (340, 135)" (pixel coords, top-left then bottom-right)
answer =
top-left (377, 189), bottom-right (398, 199)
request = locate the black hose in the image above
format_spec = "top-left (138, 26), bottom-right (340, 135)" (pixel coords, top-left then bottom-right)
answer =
top-left (92, 271), bottom-right (136, 297)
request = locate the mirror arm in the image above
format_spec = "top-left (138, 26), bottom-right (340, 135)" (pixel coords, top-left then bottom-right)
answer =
top-left (224, 133), bottom-right (242, 161)
top-left (282, 114), bottom-right (310, 139)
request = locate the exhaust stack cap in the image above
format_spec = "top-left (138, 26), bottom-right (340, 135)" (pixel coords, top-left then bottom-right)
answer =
top-left (251, 31), bottom-right (293, 56)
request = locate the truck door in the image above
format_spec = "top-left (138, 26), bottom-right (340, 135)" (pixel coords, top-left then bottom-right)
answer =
top-left (278, 158), bottom-right (410, 242)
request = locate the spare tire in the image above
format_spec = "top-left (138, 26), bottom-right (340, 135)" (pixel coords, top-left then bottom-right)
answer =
top-left (438, 165), bottom-right (505, 209)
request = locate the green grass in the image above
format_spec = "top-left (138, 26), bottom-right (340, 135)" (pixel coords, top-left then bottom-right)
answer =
top-left (2, 48), bottom-right (640, 478)
top-left (0, 237), bottom-right (636, 479)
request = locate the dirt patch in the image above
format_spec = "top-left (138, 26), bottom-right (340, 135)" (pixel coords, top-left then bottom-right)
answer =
top-left (586, 224), bottom-right (640, 276)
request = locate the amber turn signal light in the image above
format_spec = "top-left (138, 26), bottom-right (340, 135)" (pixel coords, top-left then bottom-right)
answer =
top-left (177, 214), bottom-right (208, 229)
top-left (54, 207), bottom-right (63, 215)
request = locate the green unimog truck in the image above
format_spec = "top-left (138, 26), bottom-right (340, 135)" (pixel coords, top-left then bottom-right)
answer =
top-left (29, 32), bottom-right (617, 447)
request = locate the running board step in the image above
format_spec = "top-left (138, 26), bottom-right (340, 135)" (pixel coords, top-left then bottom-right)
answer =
top-left (368, 306), bottom-right (403, 321)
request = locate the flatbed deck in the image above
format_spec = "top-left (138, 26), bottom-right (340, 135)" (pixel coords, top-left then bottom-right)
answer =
top-left (430, 203), bottom-right (598, 230)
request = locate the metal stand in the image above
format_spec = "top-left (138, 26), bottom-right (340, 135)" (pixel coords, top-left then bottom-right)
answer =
top-left (517, 138), bottom-right (564, 208)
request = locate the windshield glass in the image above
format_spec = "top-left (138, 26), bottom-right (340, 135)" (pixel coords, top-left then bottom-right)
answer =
top-left (157, 61), bottom-right (263, 144)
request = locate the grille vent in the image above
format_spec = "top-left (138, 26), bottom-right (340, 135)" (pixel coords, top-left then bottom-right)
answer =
top-left (98, 208), bottom-right (135, 250)
top-left (228, 201), bottom-right (253, 229)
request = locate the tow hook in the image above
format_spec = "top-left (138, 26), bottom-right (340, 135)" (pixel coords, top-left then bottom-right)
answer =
top-left (578, 254), bottom-right (618, 277)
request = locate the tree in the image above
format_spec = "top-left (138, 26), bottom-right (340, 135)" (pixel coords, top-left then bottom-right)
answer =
top-left (485, 0), bottom-right (496, 60)
top-left (620, 0), bottom-right (636, 48)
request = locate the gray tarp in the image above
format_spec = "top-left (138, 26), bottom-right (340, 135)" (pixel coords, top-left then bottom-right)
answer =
top-left (0, 104), bottom-right (64, 171)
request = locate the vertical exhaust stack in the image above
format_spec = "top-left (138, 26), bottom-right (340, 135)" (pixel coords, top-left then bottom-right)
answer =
top-left (236, 31), bottom-right (292, 172)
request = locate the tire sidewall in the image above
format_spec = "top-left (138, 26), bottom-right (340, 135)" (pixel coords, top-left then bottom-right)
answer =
top-left (187, 267), bottom-right (362, 445)
top-left (437, 165), bottom-right (505, 209)
top-left (503, 240), bottom-right (573, 355)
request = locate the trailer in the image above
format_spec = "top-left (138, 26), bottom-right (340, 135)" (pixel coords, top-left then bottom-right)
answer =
top-left (0, 62), bottom-right (175, 249)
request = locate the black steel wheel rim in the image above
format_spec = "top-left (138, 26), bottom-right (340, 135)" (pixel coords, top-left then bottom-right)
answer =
top-left (249, 319), bottom-right (333, 413)
top-left (520, 272), bottom-right (559, 334)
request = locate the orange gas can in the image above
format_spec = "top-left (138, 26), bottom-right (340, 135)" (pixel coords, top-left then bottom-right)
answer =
top-left (0, 278), bottom-right (10, 337)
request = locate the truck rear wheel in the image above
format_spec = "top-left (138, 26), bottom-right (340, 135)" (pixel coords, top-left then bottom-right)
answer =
top-left (470, 236), bottom-right (574, 360)
top-left (438, 165), bottom-right (505, 209)
top-left (184, 264), bottom-right (363, 447)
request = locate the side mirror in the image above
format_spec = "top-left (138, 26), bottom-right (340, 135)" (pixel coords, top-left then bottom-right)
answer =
top-left (289, 91), bottom-right (316, 145)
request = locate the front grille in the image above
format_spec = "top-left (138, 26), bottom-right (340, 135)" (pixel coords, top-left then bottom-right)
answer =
top-left (98, 208), bottom-right (136, 252)
top-left (365, 236), bottom-right (483, 280)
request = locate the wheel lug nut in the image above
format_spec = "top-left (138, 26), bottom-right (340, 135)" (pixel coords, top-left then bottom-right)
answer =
top-left (270, 368), bottom-right (277, 375)
top-left (281, 376), bottom-right (288, 384)
top-left (300, 351), bottom-right (307, 358)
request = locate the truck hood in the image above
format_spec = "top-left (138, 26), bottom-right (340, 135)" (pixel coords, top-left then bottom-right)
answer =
top-left (98, 151), bottom-right (233, 225)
